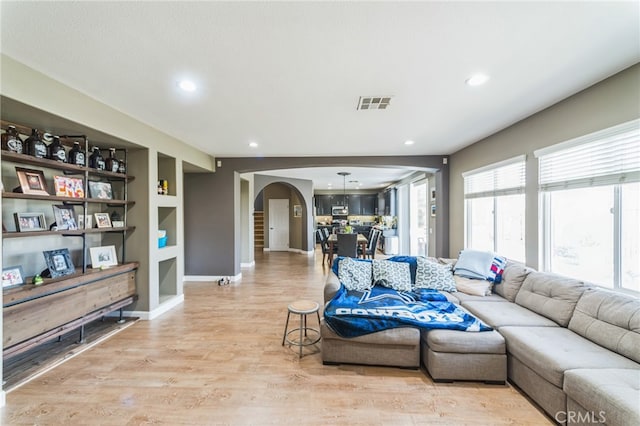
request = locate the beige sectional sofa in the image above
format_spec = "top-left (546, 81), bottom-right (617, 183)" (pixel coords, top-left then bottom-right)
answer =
top-left (321, 260), bottom-right (640, 425)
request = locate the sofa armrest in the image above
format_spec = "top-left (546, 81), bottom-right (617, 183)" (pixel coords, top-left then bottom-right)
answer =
top-left (324, 272), bottom-right (341, 304)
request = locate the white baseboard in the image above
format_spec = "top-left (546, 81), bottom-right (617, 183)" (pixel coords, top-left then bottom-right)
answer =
top-left (240, 261), bottom-right (255, 268)
top-left (124, 294), bottom-right (184, 320)
top-left (288, 248), bottom-right (314, 255)
top-left (183, 273), bottom-right (242, 282)
top-left (0, 390), bottom-right (5, 407)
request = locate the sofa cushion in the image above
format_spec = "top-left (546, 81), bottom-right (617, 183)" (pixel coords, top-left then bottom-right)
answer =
top-left (414, 257), bottom-right (456, 292)
top-left (568, 287), bottom-right (640, 363)
top-left (372, 259), bottom-right (412, 291)
top-left (493, 261), bottom-right (534, 302)
top-left (564, 368), bottom-right (640, 426)
top-left (337, 257), bottom-right (372, 291)
top-left (423, 329), bottom-right (505, 354)
top-left (500, 326), bottom-right (639, 388)
top-left (453, 292), bottom-right (506, 303)
top-left (462, 300), bottom-right (558, 328)
top-left (515, 271), bottom-right (588, 326)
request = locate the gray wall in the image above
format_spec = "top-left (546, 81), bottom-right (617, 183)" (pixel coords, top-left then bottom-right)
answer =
top-left (449, 63), bottom-right (640, 267)
top-left (184, 156), bottom-right (448, 276)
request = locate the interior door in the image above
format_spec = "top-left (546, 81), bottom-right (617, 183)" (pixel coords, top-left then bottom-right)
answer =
top-left (268, 199), bottom-right (290, 251)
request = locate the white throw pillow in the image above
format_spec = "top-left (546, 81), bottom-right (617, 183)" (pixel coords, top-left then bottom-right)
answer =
top-left (414, 257), bottom-right (457, 292)
top-left (337, 257), bottom-right (373, 291)
top-left (453, 275), bottom-right (493, 296)
top-left (372, 259), bottom-right (412, 292)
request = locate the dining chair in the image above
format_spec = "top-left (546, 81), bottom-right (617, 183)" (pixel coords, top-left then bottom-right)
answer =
top-left (316, 229), bottom-right (335, 264)
top-left (337, 233), bottom-right (358, 258)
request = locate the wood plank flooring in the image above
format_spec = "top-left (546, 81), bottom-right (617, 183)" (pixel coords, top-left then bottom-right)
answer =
top-left (1, 251), bottom-right (551, 425)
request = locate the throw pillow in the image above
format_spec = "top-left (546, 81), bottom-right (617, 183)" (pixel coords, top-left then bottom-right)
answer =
top-left (453, 275), bottom-right (492, 296)
top-left (372, 259), bottom-right (412, 292)
top-left (414, 257), bottom-right (457, 292)
top-left (337, 257), bottom-right (373, 291)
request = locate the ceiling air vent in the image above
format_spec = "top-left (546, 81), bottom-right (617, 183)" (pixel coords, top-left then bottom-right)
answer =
top-left (357, 96), bottom-right (392, 110)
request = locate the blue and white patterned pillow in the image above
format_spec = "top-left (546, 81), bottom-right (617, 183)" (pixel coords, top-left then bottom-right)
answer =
top-left (338, 257), bottom-right (373, 291)
top-left (372, 259), bottom-right (412, 292)
top-left (414, 257), bottom-right (457, 292)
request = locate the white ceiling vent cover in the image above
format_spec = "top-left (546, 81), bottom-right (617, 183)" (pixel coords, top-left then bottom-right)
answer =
top-left (357, 96), bottom-right (392, 110)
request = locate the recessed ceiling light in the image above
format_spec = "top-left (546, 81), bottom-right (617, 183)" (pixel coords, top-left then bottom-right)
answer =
top-left (178, 79), bottom-right (197, 92)
top-left (404, 140), bottom-right (415, 145)
top-left (249, 142), bottom-right (258, 148)
top-left (466, 74), bottom-right (490, 87)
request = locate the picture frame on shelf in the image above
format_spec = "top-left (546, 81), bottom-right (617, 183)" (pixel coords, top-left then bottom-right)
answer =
top-left (53, 176), bottom-right (85, 198)
top-left (14, 212), bottom-right (47, 232)
top-left (2, 265), bottom-right (25, 288)
top-left (15, 167), bottom-right (49, 196)
top-left (89, 245), bottom-right (118, 268)
top-left (43, 248), bottom-right (76, 278)
top-left (52, 205), bottom-right (78, 230)
top-left (78, 214), bottom-right (93, 229)
top-left (88, 180), bottom-right (113, 200)
top-left (430, 187), bottom-right (436, 201)
top-left (431, 204), bottom-right (436, 217)
top-left (94, 212), bottom-right (112, 228)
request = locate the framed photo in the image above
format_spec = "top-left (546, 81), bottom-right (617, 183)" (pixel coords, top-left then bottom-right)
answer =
top-left (89, 245), bottom-right (118, 268)
top-left (94, 212), bottom-right (112, 228)
top-left (430, 187), bottom-right (436, 201)
top-left (2, 265), bottom-right (25, 288)
top-left (431, 204), bottom-right (436, 217)
top-left (52, 205), bottom-right (78, 230)
top-left (88, 180), bottom-right (113, 200)
top-left (15, 167), bottom-right (49, 196)
top-left (78, 214), bottom-right (93, 229)
top-left (293, 204), bottom-right (302, 217)
top-left (53, 176), bottom-right (85, 198)
top-left (14, 212), bottom-right (47, 232)
top-left (43, 248), bottom-right (75, 278)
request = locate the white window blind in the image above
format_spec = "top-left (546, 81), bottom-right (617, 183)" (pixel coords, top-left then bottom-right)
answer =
top-left (463, 155), bottom-right (526, 199)
top-left (535, 119), bottom-right (640, 191)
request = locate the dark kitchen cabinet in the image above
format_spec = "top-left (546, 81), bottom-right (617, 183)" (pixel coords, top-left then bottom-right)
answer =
top-left (315, 195), bottom-right (335, 215)
top-left (383, 189), bottom-right (396, 216)
top-left (361, 194), bottom-right (377, 215)
top-left (347, 195), bottom-right (361, 215)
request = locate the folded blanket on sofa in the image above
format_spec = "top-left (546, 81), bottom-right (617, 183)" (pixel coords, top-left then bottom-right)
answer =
top-left (454, 249), bottom-right (507, 282)
top-left (324, 284), bottom-right (492, 338)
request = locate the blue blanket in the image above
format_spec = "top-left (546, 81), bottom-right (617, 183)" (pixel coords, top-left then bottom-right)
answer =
top-left (324, 285), bottom-right (492, 338)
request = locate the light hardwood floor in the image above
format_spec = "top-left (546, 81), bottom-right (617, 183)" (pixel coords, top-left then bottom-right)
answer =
top-left (1, 251), bottom-right (551, 425)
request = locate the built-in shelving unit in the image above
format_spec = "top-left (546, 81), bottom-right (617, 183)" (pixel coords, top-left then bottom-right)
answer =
top-left (1, 119), bottom-right (138, 359)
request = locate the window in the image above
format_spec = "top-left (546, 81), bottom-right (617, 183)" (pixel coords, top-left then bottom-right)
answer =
top-left (536, 119), bottom-right (640, 293)
top-left (463, 156), bottom-right (526, 261)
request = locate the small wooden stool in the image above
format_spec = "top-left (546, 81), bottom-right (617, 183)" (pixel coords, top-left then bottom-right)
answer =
top-left (282, 300), bottom-right (321, 358)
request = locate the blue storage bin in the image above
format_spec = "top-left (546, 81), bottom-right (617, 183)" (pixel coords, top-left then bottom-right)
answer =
top-left (158, 236), bottom-right (168, 248)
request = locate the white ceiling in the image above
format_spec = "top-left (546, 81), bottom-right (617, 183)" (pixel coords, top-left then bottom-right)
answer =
top-left (1, 1), bottom-right (639, 189)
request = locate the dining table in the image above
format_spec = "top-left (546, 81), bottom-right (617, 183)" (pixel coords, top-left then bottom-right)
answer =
top-left (326, 233), bottom-right (368, 264)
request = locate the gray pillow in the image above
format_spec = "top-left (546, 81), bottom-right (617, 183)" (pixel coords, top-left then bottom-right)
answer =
top-left (415, 257), bottom-right (457, 292)
top-left (372, 259), bottom-right (412, 292)
top-left (337, 257), bottom-right (372, 291)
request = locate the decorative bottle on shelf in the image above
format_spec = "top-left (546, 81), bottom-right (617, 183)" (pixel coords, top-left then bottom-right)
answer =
top-left (68, 141), bottom-right (86, 166)
top-left (89, 147), bottom-right (106, 170)
top-left (117, 154), bottom-right (126, 174)
top-left (48, 136), bottom-right (66, 162)
top-left (25, 128), bottom-right (48, 158)
top-left (105, 148), bottom-right (120, 173)
top-left (1, 125), bottom-right (23, 153)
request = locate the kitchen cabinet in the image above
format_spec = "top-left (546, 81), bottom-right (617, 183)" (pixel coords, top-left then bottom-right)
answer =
top-left (315, 195), bottom-right (334, 215)
top-left (383, 188), bottom-right (397, 216)
top-left (360, 194), bottom-right (377, 215)
top-left (347, 195), bottom-right (361, 215)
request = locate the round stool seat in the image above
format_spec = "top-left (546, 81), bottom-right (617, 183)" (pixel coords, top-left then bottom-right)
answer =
top-left (288, 300), bottom-right (319, 314)
top-left (282, 300), bottom-right (321, 358)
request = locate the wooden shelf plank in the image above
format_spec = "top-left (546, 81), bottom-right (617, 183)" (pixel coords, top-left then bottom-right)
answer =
top-left (0, 150), bottom-right (135, 181)
top-left (2, 192), bottom-right (135, 206)
top-left (2, 226), bottom-right (135, 239)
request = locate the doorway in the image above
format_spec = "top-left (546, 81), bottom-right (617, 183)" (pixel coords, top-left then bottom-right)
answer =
top-left (268, 199), bottom-right (290, 251)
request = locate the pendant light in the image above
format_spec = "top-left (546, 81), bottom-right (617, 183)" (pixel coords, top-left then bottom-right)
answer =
top-left (337, 171), bottom-right (350, 214)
